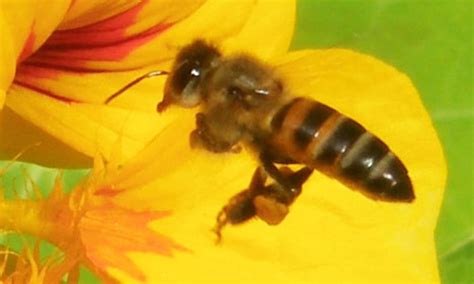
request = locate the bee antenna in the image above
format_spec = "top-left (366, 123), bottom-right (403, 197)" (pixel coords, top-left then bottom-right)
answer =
top-left (104, 70), bottom-right (169, 104)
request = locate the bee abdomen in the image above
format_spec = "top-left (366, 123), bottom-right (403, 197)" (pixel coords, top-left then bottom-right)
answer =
top-left (270, 98), bottom-right (414, 202)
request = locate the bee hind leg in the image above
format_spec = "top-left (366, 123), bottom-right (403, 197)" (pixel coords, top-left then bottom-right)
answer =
top-left (259, 153), bottom-right (313, 202)
top-left (213, 209), bottom-right (228, 244)
top-left (212, 168), bottom-right (267, 243)
top-left (259, 153), bottom-right (297, 189)
top-left (253, 165), bottom-right (313, 225)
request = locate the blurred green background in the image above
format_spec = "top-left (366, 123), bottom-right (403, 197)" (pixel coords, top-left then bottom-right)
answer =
top-left (1, 0), bottom-right (472, 283)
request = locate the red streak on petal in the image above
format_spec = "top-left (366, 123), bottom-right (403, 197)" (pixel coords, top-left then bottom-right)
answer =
top-left (19, 29), bottom-right (36, 62)
top-left (84, 0), bottom-right (149, 31)
top-left (50, 0), bottom-right (150, 46)
top-left (13, 80), bottom-right (79, 104)
top-left (16, 63), bottom-right (61, 80)
top-left (20, 58), bottom-right (121, 73)
top-left (22, 0), bottom-right (174, 70)
top-left (42, 22), bottom-right (173, 62)
top-left (41, 0), bottom-right (172, 61)
top-left (13, 63), bottom-right (93, 104)
top-left (12, 0), bottom-right (174, 107)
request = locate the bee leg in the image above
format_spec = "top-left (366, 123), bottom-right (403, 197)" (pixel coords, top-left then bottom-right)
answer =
top-left (213, 209), bottom-right (228, 244)
top-left (259, 153), bottom-right (295, 190)
top-left (253, 167), bottom-right (313, 225)
top-left (190, 113), bottom-right (215, 150)
top-left (213, 168), bottom-right (266, 243)
top-left (248, 167), bottom-right (269, 194)
top-left (190, 113), bottom-right (235, 153)
top-left (284, 166), bottom-right (313, 203)
top-left (213, 191), bottom-right (255, 244)
top-left (267, 166), bottom-right (313, 203)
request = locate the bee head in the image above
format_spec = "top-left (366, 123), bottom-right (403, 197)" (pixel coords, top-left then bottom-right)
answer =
top-left (158, 40), bottom-right (221, 112)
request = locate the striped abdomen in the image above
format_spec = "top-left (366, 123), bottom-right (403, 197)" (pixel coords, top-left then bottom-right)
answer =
top-left (268, 98), bottom-right (414, 202)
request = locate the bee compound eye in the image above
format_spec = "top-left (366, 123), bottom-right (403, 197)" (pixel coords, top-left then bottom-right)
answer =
top-left (171, 61), bottom-right (202, 94)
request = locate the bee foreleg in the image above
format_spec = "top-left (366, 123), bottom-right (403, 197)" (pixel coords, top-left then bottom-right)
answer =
top-left (190, 113), bottom-right (236, 153)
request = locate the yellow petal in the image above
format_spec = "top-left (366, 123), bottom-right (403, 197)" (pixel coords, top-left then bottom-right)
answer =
top-left (108, 50), bottom-right (445, 283)
top-left (94, 0), bottom-right (295, 69)
top-left (4, 83), bottom-right (161, 166)
top-left (58, 0), bottom-right (143, 30)
top-left (220, 0), bottom-right (296, 59)
top-left (0, 0), bottom-right (72, 108)
top-left (0, 0), bottom-right (70, 59)
top-left (0, 0), bottom-right (72, 61)
top-left (0, 15), bottom-right (15, 106)
top-left (3, 0), bottom-right (295, 166)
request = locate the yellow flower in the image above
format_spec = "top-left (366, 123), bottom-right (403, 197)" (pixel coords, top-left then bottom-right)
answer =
top-left (0, 1), bottom-right (446, 283)
top-left (0, 0), bottom-right (294, 167)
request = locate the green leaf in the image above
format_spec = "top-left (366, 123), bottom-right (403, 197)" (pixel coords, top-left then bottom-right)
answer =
top-left (439, 234), bottom-right (474, 284)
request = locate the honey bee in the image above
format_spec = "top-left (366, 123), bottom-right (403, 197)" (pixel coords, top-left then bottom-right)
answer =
top-left (106, 39), bottom-right (415, 240)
